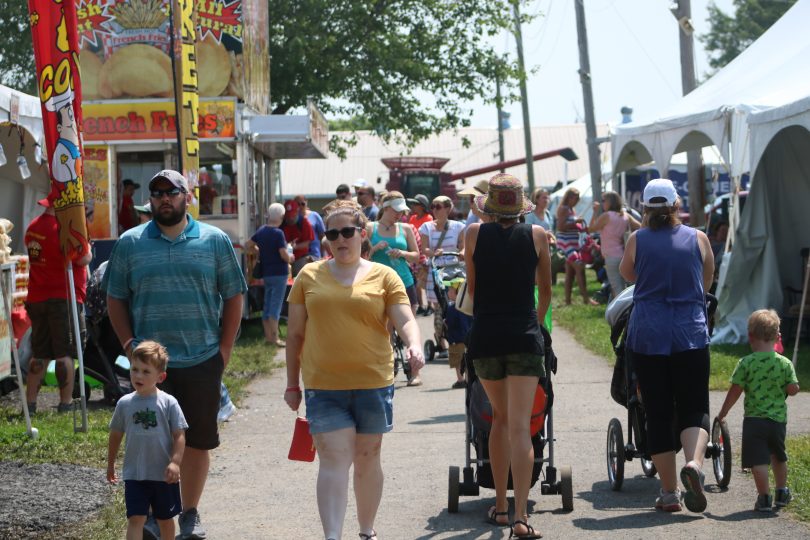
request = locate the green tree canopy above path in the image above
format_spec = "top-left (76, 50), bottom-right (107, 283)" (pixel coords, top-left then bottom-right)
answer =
top-left (269, 0), bottom-right (525, 154)
top-left (700, 0), bottom-right (797, 72)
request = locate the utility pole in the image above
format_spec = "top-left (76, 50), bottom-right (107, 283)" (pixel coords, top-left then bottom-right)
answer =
top-left (574, 0), bottom-right (604, 202)
top-left (671, 0), bottom-right (704, 227)
top-left (512, 0), bottom-right (535, 192)
top-left (496, 71), bottom-right (506, 172)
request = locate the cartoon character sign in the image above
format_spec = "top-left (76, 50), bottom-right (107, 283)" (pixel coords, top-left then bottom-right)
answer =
top-left (28, 1), bottom-right (90, 261)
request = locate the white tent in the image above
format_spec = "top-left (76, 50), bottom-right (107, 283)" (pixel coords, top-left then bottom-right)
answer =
top-left (609, 0), bottom-right (810, 343)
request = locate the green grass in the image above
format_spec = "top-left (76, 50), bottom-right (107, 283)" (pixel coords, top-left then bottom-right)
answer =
top-left (0, 320), bottom-right (283, 539)
top-left (787, 435), bottom-right (810, 522)
top-left (550, 283), bottom-right (810, 391)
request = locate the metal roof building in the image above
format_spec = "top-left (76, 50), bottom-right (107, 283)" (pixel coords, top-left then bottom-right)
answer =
top-left (279, 124), bottom-right (610, 200)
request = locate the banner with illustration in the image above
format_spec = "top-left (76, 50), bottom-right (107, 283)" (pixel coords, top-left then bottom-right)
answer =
top-left (28, 0), bottom-right (90, 261)
top-left (75, 0), bottom-right (260, 102)
top-left (83, 145), bottom-right (110, 239)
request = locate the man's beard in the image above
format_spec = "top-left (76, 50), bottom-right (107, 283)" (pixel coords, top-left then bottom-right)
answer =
top-left (154, 201), bottom-right (187, 226)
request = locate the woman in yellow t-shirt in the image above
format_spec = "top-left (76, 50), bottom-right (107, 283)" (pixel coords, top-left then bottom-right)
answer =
top-left (284, 200), bottom-right (424, 540)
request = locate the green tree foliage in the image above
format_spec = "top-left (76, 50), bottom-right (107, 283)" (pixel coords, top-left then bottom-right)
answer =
top-left (700, 0), bottom-right (797, 71)
top-left (0, 0), bottom-right (37, 94)
top-left (269, 0), bottom-right (525, 155)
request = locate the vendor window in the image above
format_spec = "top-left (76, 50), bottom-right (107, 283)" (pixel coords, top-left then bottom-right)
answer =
top-left (199, 156), bottom-right (237, 216)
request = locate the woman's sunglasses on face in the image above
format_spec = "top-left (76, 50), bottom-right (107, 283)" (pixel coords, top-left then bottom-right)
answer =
top-left (324, 226), bottom-right (362, 241)
top-left (431, 203), bottom-right (450, 210)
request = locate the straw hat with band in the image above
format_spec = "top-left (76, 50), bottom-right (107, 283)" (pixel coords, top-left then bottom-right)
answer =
top-left (473, 173), bottom-right (534, 218)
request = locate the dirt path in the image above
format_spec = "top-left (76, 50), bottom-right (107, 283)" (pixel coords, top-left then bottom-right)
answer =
top-left (203, 320), bottom-right (810, 539)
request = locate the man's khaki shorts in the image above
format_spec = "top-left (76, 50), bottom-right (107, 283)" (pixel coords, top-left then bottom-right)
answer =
top-left (448, 343), bottom-right (466, 369)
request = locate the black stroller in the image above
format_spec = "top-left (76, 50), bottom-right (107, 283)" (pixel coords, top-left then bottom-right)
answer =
top-left (423, 251), bottom-right (465, 361)
top-left (80, 261), bottom-right (132, 404)
top-left (605, 287), bottom-right (732, 490)
top-left (448, 327), bottom-right (573, 512)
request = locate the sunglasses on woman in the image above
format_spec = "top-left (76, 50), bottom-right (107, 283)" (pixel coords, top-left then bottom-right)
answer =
top-left (431, 203), bottom-right (450, 210)
top-left (324, 226), bottom-right (362, 241)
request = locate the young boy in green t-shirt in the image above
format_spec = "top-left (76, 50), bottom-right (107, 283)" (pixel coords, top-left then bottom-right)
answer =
top-left (717, 309), bottom-right (800, 512)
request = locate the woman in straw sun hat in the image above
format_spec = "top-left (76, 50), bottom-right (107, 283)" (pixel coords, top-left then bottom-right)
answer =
top-left (620, 178), bottom-right (715, 513)
top-left (464, 173), bottom-right (552, 539)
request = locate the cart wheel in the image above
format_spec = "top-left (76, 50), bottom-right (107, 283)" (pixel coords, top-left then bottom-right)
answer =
top-left (640, 457), bottom-right (657, 477)
top-left (560, 465), bottom-right (574, 511)
top-left (712, 417), bottom-right (732, 488)
top-left (424, 340), bottom-right (436, 362)
top-left (448, 466), bottom-right (460, 513)
top-left (607, 418), bottom-right (625, 491)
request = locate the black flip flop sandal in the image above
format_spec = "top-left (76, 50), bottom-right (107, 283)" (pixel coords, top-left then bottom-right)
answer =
top-left (509, 519), bottom-right (543, 539)
top-left (485, 507), bottom-right (509, 526)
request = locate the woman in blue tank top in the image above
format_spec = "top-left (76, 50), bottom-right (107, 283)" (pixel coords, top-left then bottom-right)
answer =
top-left (365, 191), bottom-right (421, 311)
top-left (620, 179), bottom-right (715, 514)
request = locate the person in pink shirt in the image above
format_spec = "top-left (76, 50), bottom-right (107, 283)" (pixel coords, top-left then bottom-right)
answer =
top-left (589, 191), bottom-right (640, 300)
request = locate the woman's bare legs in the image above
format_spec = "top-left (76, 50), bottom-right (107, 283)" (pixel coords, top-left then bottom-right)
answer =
top-left (564, 262), bottom-right (576, 304)
top-left (314, 428), bottom-right (355, 540)
top-left (354, 434), bottom-right (384, 537)
top-left (651, 451), bottom-right (678, 492)
top-left (574, 262), bottom-right (597, 305)
top-left (680, 427), bottom-right (709, 469)
top-left (479, 375), bottom-right (541, 534)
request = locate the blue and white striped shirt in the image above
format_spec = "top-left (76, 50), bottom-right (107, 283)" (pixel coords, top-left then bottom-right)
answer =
top-left (102, 216), bottom-right (247, 368)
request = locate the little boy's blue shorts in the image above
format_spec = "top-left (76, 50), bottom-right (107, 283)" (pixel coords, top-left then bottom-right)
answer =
top-left (124, 480), bottom-right (182, 520)
top-left (305, 385), bottom-right (394, 435)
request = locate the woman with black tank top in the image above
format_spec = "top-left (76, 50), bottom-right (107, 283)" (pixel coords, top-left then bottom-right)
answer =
top-left (464, 174), bottom-right (552, 539)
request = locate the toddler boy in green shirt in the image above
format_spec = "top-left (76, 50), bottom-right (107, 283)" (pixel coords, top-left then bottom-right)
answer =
top-left (717, 309), bottom-right (800, 512)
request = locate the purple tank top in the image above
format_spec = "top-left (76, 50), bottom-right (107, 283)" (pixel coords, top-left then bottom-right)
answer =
top-left (626, 225), bottom-right (709, 355)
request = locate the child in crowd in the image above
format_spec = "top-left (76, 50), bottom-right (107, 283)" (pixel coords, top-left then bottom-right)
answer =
top-left (717, 309), bottom-right (800, 512)
top-left (107, 341), bottom-right (188, 539)
top-left (445, 281), bottom-right (473, 389)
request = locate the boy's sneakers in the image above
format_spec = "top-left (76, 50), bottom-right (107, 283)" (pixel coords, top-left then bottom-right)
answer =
top-left (775, 488), bottom-right (792, 508)
top-left (755, 493), bottom-right (774, 512)
top-left (178, 507), bottom-right (207, 539)
top-left (655, 489), bottom-right (682, 512)
top-left (680, 463), bottom-right (707, 513)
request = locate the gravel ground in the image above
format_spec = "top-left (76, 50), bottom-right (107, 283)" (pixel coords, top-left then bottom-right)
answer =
top-left (0, 461), bottom-right (110, 539)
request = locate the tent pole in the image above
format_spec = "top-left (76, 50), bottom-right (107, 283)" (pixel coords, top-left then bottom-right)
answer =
top-left (792, 255), bottom-right (810, 368)
top-left (67, 268), bottom-right (88, 432)
top-left (2, 279), bottom-right (36, 437)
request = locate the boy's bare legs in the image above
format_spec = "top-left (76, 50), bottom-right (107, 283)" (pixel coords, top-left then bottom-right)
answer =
top-left (772, 455), bottom-right (788, 490)
top-left (354, 434), bottom-right (384, 537)
top-left (651, 451), bottom-right (677, 492)
top-left (752, 464), bottom-right (770, 494)
top-left (157, 518), bottom-right (175, 539)
top-left (126, 515), bottom-right (146, 540)
top-left (314, 427), bottom-right (354, 540)
top-left (478, 378), bottom-right (510, 525)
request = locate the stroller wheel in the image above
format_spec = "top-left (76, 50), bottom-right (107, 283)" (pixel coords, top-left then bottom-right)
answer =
top-left (606, 418), bottom-right (625, 491)
top-left (560, 465), bottom-right (574, 511)
top-left (711, 417), bottom-right (732, 488)
top-left (641, 457), bottom-right (657, 478)
top-left (448, 466), bottom-right (460, 513)
top-left (424, 340), bottom-right (436, 362)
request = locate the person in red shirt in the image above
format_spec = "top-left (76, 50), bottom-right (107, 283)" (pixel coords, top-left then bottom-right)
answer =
top-left (282, 199), bottom-right (315, 276)
top-left (24, 194), bottom-right (92, 413)
top-left (118, 178), bottom-right (140, 233)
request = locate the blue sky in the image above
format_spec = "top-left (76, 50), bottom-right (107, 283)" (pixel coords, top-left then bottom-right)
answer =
top-left (466, 0), bottom-right (736, 127)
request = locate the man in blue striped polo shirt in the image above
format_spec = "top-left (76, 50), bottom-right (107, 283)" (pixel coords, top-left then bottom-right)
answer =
top-left (104, 169), bottom-right (246, 540)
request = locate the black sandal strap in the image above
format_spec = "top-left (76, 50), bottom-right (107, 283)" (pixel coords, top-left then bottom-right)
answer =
top-left (359, 532), bottom-right (377, 540)
top-left (509, 519), bottom-right (542, 539)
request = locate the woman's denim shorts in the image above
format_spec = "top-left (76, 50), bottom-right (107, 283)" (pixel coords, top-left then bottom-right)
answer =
top-left (262, 275), bottom-right (288, 320)
top-left (305, 385), bottom-right (394, 435)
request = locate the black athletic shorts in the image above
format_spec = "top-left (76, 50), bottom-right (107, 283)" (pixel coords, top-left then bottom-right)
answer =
top-left (742, 417), bottom-right (788, 467)
top-left (159, 351), bottom-right (224, 450)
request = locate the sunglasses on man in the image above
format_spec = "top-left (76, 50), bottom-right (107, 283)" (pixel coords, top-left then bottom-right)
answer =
top-left (324, 226), bottom-right (362, 241)
top-left (150, 187), bottom-right (186, 198)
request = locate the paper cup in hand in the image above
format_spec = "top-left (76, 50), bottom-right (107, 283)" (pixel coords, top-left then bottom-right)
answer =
top-left (288, 416), bottom-right (316, 462)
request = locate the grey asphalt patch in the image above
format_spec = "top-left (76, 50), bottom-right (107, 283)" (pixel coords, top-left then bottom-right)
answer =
top-left (203, 319), bottom-right (810, 539)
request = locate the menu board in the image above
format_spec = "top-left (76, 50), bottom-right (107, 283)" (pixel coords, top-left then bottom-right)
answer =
top-left (75, 0), bottom-right (261, 102)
